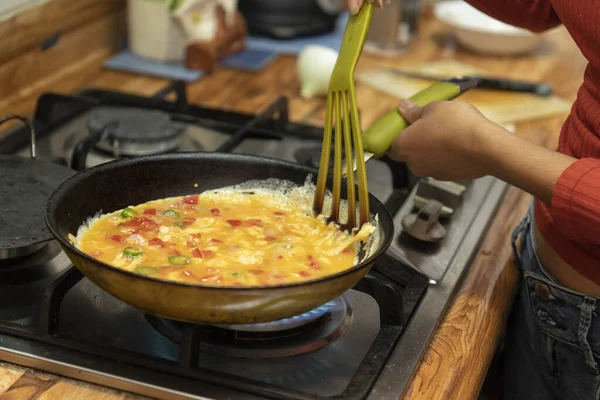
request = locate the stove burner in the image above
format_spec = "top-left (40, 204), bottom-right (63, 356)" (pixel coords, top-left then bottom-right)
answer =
top-left (88, 107), bottom-right (185, 157)
top-left (146, 296), bottom-right (352, 359)
top-left (0, 240), bottom-right (71, 285)
top-left (218, 298), bottom-right (338, 332)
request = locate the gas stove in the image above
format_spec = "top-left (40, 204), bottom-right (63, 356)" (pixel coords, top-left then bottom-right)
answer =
top-left (0, 80), bottom-right (507, 400)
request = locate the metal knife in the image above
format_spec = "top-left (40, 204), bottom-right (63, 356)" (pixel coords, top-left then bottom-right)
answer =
top-left (341, 76), bottom-right (478, 177)
top-left (389, 69), bottom-right (554, 97)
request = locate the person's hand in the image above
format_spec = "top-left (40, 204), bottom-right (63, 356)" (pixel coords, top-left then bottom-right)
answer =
top-left (347, 0), bottom-right (386, 15)
top-left (390, 99), bottom-right (505, 181)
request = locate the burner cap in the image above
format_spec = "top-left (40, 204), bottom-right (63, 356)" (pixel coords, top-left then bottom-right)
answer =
top-left (88, 107), bottom-right (185, 156)
top-left (88, 107), bottom-right (184, 142)
top-left (146, 296), bottom-right (352, 359)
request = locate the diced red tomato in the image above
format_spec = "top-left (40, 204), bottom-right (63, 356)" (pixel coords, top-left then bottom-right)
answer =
top-left (179, 217), bottom-right (196, 227)
top-left (139, 219), bottom-right (158, 232)
top-left (122, 219), bottom-right (142, 228)
top-left (245, 219), bottom-right (263, 227)
top-left (148, 238), bottom-right (165, 247)
top-left (308, 255), bottom-right (320, 269)
top-left (183, 195), bottom-right (198, 204)
top-left (169, 249), bottom-right (180, 256)
top-left (143, 208), bottom-right (156, 215)
top-left (226, 219), bottom-right (263, 227)
top-left (149, 238), bottom-right (165, 248)
top-left (106, 234), bottom-right (122, 243)
top-left (210, 208), bottom-right (221, 216)
top-left (210, 238), bottom-right (222, 244)
top-left (264, 236), bottom-right (277, 242)
top-left (191, 248), bottom-right (202, 258)
top-left (191, 248), bottom-right (215, 259)
top-left (186, 241), bottom-right (195, 248)
top-left (190, 233), bottom-right (202, 239)
top-left (249, 269), bottom-right (264, 275)
top-left (122, 217), bottom-right (157, 232)
top-left (299, 271), bottom-right (311, 277)
top-left (202, 250), bottom-right (215, 258)
top-left (274, 211), bottom-right (286, 216)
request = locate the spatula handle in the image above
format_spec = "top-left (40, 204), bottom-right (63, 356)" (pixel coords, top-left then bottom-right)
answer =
top-left (361, 77), bottom-right (478, 158)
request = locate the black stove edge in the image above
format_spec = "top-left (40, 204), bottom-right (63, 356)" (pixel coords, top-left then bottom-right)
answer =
top-left (0, 178), bottom-right (508, 400)
top-left (367, 177), bottom-right (508, 400)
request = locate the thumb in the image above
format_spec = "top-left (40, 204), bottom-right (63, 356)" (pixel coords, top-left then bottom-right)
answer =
top-left (397, 99), bottom-right (423, 124)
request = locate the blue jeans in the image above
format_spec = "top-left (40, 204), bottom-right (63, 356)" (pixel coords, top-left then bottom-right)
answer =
top-left (504, 204), bottom-right (600, 399)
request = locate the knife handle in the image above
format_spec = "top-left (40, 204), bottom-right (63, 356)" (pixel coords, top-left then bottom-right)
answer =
top-left (361, 77), bottom-right (478, 158)
top-left (476, 76), bottom-right (554, 97)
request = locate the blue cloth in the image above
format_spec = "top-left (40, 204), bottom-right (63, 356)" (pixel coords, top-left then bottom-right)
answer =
top-left (103, 48), bottom-right (277, 82)
top-left (506, 203), bottom-right (600, 399)
top-left (103, 12), bottom-right (348, 80)
top-left (104, 51), bottom-right (204, 82)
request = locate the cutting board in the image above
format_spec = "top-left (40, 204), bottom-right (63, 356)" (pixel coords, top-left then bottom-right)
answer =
top-left (356, 60), bottom-right (572, 125)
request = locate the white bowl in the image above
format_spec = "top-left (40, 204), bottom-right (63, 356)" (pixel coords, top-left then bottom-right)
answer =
top-left (433, 0), bottom-right (540, 56)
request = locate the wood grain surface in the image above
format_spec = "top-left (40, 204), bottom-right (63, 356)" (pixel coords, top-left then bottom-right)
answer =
top-left (0, 11), bottom-right (588, 400)
top-left (0, 0), bottom-right (124, 65)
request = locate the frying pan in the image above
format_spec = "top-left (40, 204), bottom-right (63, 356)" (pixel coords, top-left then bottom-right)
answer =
top-left (44, 78), bottom-right (476, 325)
top-left (44, 153), bottom-right (394, 325)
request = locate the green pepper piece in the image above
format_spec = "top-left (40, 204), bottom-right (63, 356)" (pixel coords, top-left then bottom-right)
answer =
top-left (232, 272), bottom-right (239, 278)
top-left (163, 210), bottom-right (179, 217)
top-left (123, 247), bottom-right (143, 257)
top-left (168, 255), bottom-right (190, 265)
top-left (121, 207), bottom-right (138, 218)
top-left (135, 266), bottom-right (158, 276)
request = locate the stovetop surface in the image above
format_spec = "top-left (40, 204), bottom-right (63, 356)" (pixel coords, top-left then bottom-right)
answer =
top-left (0, 81), bottom-right (507, 400)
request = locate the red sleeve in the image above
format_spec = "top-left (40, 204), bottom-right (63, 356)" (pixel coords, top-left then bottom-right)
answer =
top-left (465, 0), bottom-right (561, 33)
top-left (550, 158), bottom-right (600, 244)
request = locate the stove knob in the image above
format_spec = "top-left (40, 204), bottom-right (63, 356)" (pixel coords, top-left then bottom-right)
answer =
top-left (401, 199), bottom-right (446, 243)
top-left (414, 178), bottom-right (467, 217)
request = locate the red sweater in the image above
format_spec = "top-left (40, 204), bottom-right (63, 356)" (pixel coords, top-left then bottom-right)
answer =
top-left (466, 0), bottom-right (600, 283)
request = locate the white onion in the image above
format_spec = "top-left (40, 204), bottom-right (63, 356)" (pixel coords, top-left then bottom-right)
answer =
top-left (126, 234), bottom-right (148, 246)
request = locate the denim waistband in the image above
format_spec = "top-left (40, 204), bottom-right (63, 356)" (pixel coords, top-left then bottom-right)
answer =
top-left (512, 202), bottom-right (600, 370)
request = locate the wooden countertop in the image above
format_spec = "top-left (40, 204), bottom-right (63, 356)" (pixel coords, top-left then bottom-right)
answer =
top-left (0, 16), bottom-right (588, 400)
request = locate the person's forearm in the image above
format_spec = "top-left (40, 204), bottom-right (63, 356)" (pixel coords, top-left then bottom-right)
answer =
top-left (475, 123), bottom-right (576, 205)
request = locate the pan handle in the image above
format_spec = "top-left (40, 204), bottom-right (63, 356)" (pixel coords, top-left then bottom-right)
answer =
top-left (0, 114), bottom-right (37, 159)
